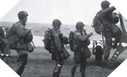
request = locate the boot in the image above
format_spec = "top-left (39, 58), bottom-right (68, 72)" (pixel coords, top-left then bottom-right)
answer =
top-left (71, 72), bottom-right (75, 77)
top-left (52, 73), bottom-right (59, 77)
top-left (80, 69), bottom-right (85, 77)
top-left (71, 65), bottom-right (77, 77)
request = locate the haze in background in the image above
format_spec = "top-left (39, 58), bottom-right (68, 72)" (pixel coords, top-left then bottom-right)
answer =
top-left (0, 0), bottom-right (105, 47)
top-left (0, 0), bottom-right (103, 25)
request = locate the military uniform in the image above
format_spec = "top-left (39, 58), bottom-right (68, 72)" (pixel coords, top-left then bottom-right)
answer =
top-left (11, 21), bottom-right (29, 76)
top-left (71, 22), bottom-right (92, 77)
top-left (98, 1), bottom-right (116, 62)
top-left (49, 19), bottom-right (67, 77)
top-left (9, 11), bottom-right (30, 76)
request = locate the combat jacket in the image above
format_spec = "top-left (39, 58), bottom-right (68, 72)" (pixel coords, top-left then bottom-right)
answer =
top-left (99, 6), bottom-right (116, 32)
top-left (51, 29), bottom-right (64, 52)
top-left (11, 21), bottom-right (29, 50)
top-left (73, 30), bottom-right (90, 49)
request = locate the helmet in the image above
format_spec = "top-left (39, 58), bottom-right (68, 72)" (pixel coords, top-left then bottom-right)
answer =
top-left (18, 11), bottom-right (28, 20)
top-left (52, 19), bottom-right (62, 27)
top-left (76, 21), bottom-right (85, 29)
top-left (101, 0), bottom-right (110, 9)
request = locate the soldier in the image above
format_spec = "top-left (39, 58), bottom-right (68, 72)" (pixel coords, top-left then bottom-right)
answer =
top-left (47, 19), bottom-right (69, 77)
top-left (97, 0), bottom-right (116, 63)
top-left (6, 11), bottom-right (33, 76)
top-left (71, 22), bottom-right (93, 77)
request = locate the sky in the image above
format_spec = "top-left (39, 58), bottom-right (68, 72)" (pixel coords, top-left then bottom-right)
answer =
top-left (0, 0), bottom-right (103, 25)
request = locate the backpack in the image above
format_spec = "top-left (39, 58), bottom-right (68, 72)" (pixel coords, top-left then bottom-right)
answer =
top-left (6, 23), bottom-right (33, 50)
top-left (92, 11), bottom-right (102, 34)
top-left (69, 31), bottom-right (75, 51)
top-left (43, 28), bottom-right (52, 51)
top-left (24, 29), bottom-right (33, 43)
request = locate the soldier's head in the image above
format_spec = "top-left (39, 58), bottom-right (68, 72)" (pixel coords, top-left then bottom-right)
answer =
top-left (18, 11), bottom-right (28, 25)
top-left (52, 19), bottom-right (62, 30)
top-left (76, 21), bottom-right (85, 31)
top-left (101, 0), bottom-right (110, 9)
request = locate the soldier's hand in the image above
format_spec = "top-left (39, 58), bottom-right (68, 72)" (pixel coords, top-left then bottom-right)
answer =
top-left (87, 32), bottom-right (93, 38)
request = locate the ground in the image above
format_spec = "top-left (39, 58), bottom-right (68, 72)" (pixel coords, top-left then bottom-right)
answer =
top-left (4, 47), bottom-right (125, 77)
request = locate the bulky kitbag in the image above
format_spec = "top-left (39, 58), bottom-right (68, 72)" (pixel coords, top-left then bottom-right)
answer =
top-left (110, 13), bottom-right (122, 37)
top-left (63, 48), bottom-right (70, 59)
top-left (5, 24), bottom-right (19, 50)
top-left (25, 29), bottom-right (34, 53)
top-left (69, 31), bottom-right (75, 51)
top-left (24, 29), bottom-right (33, 43)
top-left (83, 39), bottom-right (90, 47)
top-left (43, 28), bottom-right (52, 51)
top-left (6, 24), bottom-right (34, 51)
top-left (26, 42), bottom-right (35, 53)
top-left (92, 11), bottom-right (102, 34)
top-left (85, 47), bottom-right (91, 58)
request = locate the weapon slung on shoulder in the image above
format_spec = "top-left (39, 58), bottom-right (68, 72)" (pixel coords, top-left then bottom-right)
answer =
top-left (109, 13), bottom-right (127, 66)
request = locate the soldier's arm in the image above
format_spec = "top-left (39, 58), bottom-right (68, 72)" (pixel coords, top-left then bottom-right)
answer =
top-left (75, 32), bottom-right (93, 41)
top-left (53, 32), bottom-right (63, 51)
top-left (102, 6), bottom-right (116, 15)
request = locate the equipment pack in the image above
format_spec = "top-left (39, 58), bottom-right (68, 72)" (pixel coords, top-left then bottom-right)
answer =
top-left (92, 11), bottom-right (102, 34)
top-left (43, 28), bottom-right (52, 51)
top-left (69, 31), bottom-right (75, 51)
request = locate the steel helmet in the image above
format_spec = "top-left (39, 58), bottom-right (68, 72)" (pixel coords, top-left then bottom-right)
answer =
top-left (18, 11), bottom-right (28, 20)
top-left (101, 0), bottom-right (110, 9)
top-left (76, 21), bottom-right (85, 29)
top-left (52, 19), bottom-right (62, 27)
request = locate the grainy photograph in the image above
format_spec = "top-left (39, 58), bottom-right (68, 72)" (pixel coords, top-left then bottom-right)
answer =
top-left (0, 0), bottom-right (127, 77)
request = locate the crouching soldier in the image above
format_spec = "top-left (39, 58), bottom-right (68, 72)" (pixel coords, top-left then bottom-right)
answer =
top-left (71, 22), bottom-right (93, 77)
top-left (44, 19), bottom-right (69, 77)
top-left (6, 11), bottom-right (34, 76)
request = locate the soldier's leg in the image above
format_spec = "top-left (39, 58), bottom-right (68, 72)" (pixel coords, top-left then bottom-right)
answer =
top-left (71, 52), bottom-right (80, 77)
top-left (113, 30), bottom-right (122, 49)
top-left (1, 49), bottom-right (5, 61)
top-left (80, 57), bottom-right (86, 77)
top-left (53, 56), bottom-right (64, 77)
top-left (103, 37), bottom-right (112, 62)
top-left (71, 63), bottom-right (79, 77)
top-left (2, 43), bottom-right (11, 63)
top-left (16, 50), bottom-right (28, 76)
top-left (0, 52), bottom-right (4, 60)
